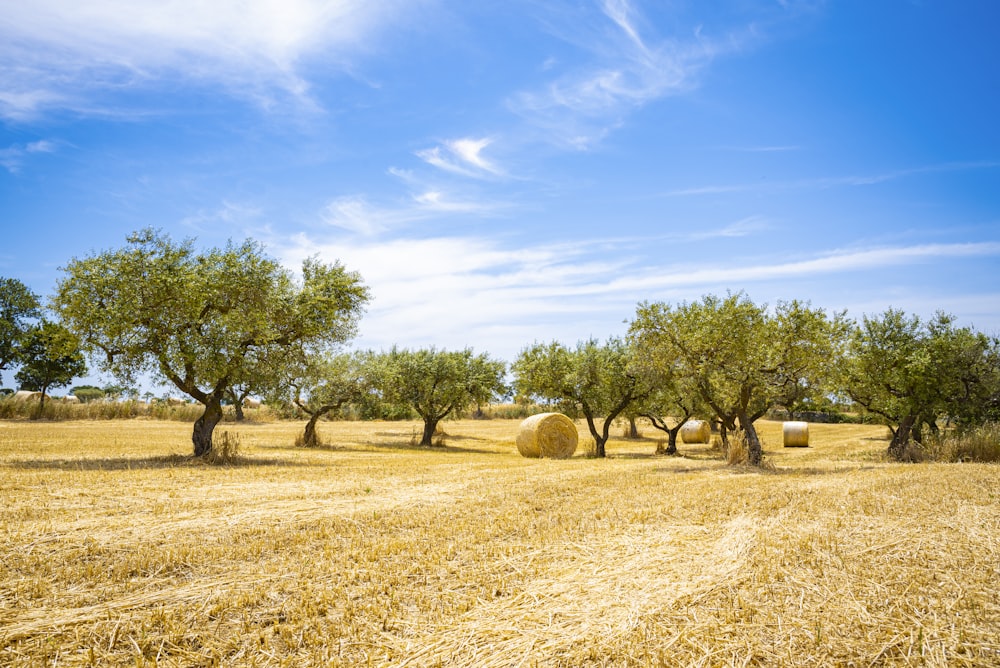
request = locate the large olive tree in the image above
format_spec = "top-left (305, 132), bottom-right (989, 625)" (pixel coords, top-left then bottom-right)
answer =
top-left (368, 347), bottom-right (507, 447)
top-left (53, 229), bottom-right (369, 455)
top-left (631, 294), bottom-right (845, 466)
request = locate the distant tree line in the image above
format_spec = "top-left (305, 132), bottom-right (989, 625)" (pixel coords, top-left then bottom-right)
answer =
top-left (2, 229), bottom-right (998, 463)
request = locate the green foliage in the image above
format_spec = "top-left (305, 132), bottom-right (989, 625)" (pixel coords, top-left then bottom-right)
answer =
top-left (0, 276), bottom-right (42, 372)
top-left (368, 347), bottom-right (507, 446)
top-left (840, 309), bottom-right (1000, 460)
top-left (513, 337), bottom-right (649, 457)
top-left (630, 293), bottom-right (846, 466)
top-left (52, 228), bottom-right (369, 455)
top-left (71, 385), bottom-right (106, 403)
top-left (14, 320), bottom-right (87, 414)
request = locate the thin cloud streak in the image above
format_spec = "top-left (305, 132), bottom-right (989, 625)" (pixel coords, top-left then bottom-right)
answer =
top-left (664, 160), bottom-right (1000, 196)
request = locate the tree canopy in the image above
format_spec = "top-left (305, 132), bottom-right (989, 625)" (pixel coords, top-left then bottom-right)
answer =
top-left (513, 337), bottom-right (650, 458)
top-left (53, 229), bottom-right (369, 455)
top-left (0, 276), bottom-right (42, 373)
top-left (630, 294), bottom-right (846, 465)
top-left (368, 347), bottom-right (507, 447)
top-left (15, 320), bottom-right (87, 415)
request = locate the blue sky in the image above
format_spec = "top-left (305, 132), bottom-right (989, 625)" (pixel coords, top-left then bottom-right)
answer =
top-left (2, 0), bottom-right (999, 390)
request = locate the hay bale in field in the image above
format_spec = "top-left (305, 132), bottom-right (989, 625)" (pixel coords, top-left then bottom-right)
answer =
top-left (61, 395), bottom-right (80, 404)
top-left (516, 412), bottom-right (578, 459)
top-left (680, 420), bottom-right (710, 444)
top-left (13, 390), bottom-right (41, 403)
top-left (783, 421), bottom-right (809, 447)
top-left (166, 397), bottom-right (186, 406)
top-left (243, 397), bottom-right (262, 409)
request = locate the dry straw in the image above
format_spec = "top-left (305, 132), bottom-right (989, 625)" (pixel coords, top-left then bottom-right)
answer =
top-left (515, 412), bottom-right (578, 458)
top-left (783, 420), bottom-right (810, 447)
top-left (680, 419), bottom-right (710, 444)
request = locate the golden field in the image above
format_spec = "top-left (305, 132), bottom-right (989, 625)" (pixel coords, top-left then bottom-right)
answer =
top-left (0, 418), bottom-right (998, 666)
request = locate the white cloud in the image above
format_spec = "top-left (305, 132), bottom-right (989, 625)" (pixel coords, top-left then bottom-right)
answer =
top-left (273, 227), bottom-right (1000, 362)
top-left (320, 189), bottom-right (506, 236)
top-left (416, 137), bottom-right (504, 178)
top-left (507, 0), bottom-right (740, 149)
top-left (0, 0), bottom-right (425, 120)
top-left (179, 200), bottom-right (264, 232)
top-left (0, 139), bottom-right (57, 173)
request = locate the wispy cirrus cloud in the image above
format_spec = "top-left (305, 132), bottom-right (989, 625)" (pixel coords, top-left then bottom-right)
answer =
top-left (664, 160), bottom-right (1000, 196)
top-left (0, 139), bottom-right (56, 173)
top-left (417, 138), bottom-right (505, 178)
top-left (0, 0), bottom-right (426, 120)
top-left (321, 189), bottom-right (507, 236)
top-left (508, 0), bottom-right (750, 149)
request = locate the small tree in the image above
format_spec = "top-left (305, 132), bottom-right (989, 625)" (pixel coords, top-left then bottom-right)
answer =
top-left (53, 229), bottom-right (369, 456)
top-left (70, 385), bottom-right (105, 403)
top-left (513, 338), bottom-right (650, 458)
top-left (15, 320), bottom-right (87, 416)
top-left (0, 277), bottom-right (41, 374)
top-left (286, 352), bottom-right (368, 447)
top-left (369, 347), bottom-right (507, 447)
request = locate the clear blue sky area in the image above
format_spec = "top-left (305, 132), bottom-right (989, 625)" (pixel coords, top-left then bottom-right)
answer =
top-left (2, 1), bottom-right (999, 390)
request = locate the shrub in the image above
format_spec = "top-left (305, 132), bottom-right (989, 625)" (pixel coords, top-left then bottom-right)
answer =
top-left (924, 424), bottom-right (1000, 463)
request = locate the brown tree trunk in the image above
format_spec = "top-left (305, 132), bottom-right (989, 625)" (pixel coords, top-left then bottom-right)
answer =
top-left (627, 417), bottom-right (639, 439)
top-left (192, 397), bottom-right (223, 456)
top-left (303, 412), bottom-right (322, 447)
top-left (421, 418), bottom-right (439, 447)
top-left (233, 400), bottom-right (245, 422)
top-left (888, 414), bottom-right (916, 461)
top-left (737, 411), bottom-right (763, 466)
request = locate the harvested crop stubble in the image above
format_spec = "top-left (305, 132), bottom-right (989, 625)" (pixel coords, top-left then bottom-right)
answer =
top-left (515, 412), bottom-right (578, 458)
top-left (680, 419), bottom-right (710, 444)
top-left (783, 421), bottom-right (809, 447)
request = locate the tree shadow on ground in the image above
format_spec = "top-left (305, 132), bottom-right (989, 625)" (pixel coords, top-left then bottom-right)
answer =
top-left (0, 454), bottom-right (303, 470)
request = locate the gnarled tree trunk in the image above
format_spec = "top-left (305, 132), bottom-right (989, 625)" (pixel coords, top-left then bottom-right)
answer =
top-left (888, 414), bottom-right (917, 461)
top-left (736, 411), bottom-right (763, 466)
top-left (192, 396), bottom-right (224, 456)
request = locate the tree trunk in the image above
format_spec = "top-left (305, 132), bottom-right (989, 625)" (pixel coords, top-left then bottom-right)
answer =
top-left (666, 427), bottom-right (679, 455)
top-left (192, 397), bottom-right (223, 456)
top-left (233, 400), bottom-right (245, 422)
top-left (627, 417), bottom-right (639, 439)
top-left (888, 414), bottom-right (916, 461)
top-left (737, 412), bottom-right (763, 466)
top-left (421, 418), bottom-right (439, 447)
top-left (303, 412), bottom-right (322, 447)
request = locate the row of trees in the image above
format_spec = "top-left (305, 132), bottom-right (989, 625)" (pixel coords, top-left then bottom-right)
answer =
top-left (2, 230), bottom-right (998, 463)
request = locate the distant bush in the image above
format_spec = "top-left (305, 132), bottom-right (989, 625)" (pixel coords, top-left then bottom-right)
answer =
top-left (924, 424), bottom-right (1000, 463)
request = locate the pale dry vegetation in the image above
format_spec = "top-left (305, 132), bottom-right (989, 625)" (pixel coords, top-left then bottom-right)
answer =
top-left (1, 419), bottom-right (998, 666)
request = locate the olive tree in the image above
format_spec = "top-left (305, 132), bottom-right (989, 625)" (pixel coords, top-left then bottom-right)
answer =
top-left (285, 351), bottom-right (368, 447)
top-left (15, 320), bottom-right (87, 416)
top-left (368, 347), bottom-right (507, 447)
top-left (0, 276), bottom-right (41, 374)
top-left (513, 338), bottom-right (651, 458)
top-left (631, 294), bottom-right (845, 466)
top-left (840, 309), bottom-right (997, 460)
top-left (53, 229), bottom-right (369, 456)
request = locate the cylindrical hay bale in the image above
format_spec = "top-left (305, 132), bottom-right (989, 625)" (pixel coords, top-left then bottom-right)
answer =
top-left (783, 421), bottom-right (809, 447)
top-left (680, 420), bottom-right (711, 444)
top-left (516, 413), bottom-right (578, 459)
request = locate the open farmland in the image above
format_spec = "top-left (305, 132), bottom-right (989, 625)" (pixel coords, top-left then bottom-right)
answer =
top-left (1, 419), bottom-right (998, 666)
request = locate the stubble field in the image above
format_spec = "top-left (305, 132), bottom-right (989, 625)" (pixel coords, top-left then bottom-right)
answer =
top-left (0, 418), bottom-right (998, 666)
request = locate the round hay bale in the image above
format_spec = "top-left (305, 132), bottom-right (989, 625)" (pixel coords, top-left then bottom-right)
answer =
top-left (783, 421), bottom-right (809, 447)
top-left (680, 420), bottom-right (710, 444)
top-left (516, 412), bottom-right (578, 459)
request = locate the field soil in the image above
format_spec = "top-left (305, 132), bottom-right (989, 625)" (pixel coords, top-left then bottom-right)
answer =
top-left (0, 418), bottom-right (998, 666)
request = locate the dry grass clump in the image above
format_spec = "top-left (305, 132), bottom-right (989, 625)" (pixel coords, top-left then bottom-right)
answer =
top-left (0, 419), bottom-right (998, 666)
top-left (923, 423), bottom-right (1000, 463)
